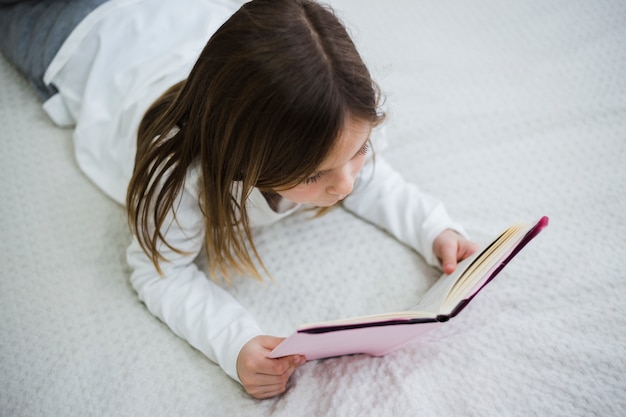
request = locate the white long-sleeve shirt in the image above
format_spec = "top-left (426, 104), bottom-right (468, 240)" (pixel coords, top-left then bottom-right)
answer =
top-left (42, 0), bottom-right (466, 384)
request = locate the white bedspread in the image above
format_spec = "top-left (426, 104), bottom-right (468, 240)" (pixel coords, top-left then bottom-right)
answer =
top-left (1, 0), bottom-right (624, 416)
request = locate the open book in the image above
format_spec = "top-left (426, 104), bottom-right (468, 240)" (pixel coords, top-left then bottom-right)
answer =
top-left (269, 216), bottom-right (549, 361)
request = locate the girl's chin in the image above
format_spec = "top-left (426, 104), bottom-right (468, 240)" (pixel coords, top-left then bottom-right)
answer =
top-left (311, 198), bottom-right (344, 207)
top-left (279, 194), bottom-right (346, 207)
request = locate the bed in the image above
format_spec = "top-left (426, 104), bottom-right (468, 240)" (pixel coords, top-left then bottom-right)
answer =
top-left (1, 0), bottom-right (624, 415)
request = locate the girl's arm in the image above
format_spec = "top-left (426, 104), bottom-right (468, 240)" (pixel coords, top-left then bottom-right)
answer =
top-left (342, 156), bottom-right (475, 270)
top-left (126, 181), bottom-right (262, 383)
top-left (127, 175), bottom-right (298, 392)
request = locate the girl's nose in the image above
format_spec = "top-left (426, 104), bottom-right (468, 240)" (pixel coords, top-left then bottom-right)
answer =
top-left (327, 165), bottom-right (355, 196)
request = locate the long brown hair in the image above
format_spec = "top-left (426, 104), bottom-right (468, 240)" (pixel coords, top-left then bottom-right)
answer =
top-left (127, 0), bottom-right (385, 282)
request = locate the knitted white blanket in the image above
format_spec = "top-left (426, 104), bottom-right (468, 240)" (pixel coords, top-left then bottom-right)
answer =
top-left (1, 0), bottom-right (624, 416)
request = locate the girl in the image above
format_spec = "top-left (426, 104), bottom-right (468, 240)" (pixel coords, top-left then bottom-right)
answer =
top-left (1, 0), bottom-right (478, 399)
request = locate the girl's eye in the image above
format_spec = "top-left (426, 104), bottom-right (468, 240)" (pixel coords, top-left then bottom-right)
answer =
top-left (357, 142), bottom-right (370, 156)
top-left (303, 172), bottom-right (323, 185)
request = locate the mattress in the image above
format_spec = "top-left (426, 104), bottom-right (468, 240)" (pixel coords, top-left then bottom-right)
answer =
top-left (1, 0), bottom-right (624, 415)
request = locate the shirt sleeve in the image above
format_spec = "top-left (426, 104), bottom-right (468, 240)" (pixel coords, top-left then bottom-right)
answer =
top-left (126, 178), bottom-right (263, 384)
top-left (342, 155), bottom-right (468, 268)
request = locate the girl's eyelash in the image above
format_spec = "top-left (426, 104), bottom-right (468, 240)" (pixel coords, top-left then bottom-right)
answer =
top-left (303, 142), bottom-right (369, 185)
top-left (357, 142), bottom-right (370, 156)
top-left (303, 172), bottom-right (323, 185)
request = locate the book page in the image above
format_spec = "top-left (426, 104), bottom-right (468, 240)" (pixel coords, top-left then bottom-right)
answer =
top-left (411, 251), bottom-right (482, 313)
top-left (441, 223), bottom-right (531, 313)
top-left (296, 218), bottom-right (546, 332)
top-left (413, 222), bottom-right (533, 316)
top-left (299, 224), bottom-right (527, 330)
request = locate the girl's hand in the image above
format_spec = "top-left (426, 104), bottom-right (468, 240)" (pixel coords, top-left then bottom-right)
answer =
top-left (433, 229), bottom-right (479, 274)
top-left (236, 335), bottom-right (306, 399)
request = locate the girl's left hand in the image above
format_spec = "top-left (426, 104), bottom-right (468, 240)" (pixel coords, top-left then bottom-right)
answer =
top-left (433, 229), bottom-right (479, 274)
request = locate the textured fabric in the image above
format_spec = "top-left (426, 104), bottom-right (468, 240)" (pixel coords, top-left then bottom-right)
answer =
top-left (23, 0), bottom-right (465, 388)
top-left (0, 0), bottom-right (108, 100)
top-left (1, 0), bottom-right (625, 416)
top-left (127, 152), bottom-right (462, 383)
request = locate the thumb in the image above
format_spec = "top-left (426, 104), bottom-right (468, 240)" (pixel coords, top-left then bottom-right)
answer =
top-left (439, 241), bottom-right (459, 274)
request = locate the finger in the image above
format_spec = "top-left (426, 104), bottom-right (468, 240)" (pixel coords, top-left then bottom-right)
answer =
top-left (256, 356), bottom-right (297, 376)
top-left (459, 240), bottom-right (480, 261)
top-left (249, 383), bottom-right (290, 399)
top-left (246, 365), bottom-right (298, 399)
top-left (439, 240), bottom-right (459, 274)
top-left (455, 238), bottom-right (478, 260)
top-left (255, 364), bottom-right (297, 383)
top-left (241, 372), bottom-right (291, 397)
top-left (246, 377), bottom-right (289, 393)
top-left (291, 354), bottom-right (306, 366)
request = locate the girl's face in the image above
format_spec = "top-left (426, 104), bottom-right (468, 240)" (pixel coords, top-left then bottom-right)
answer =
top-left (276, 118), bottom-right (372, 207)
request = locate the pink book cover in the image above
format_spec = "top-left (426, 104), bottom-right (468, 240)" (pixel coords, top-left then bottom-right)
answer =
top-left (269, 216), bottom-right (549, 360)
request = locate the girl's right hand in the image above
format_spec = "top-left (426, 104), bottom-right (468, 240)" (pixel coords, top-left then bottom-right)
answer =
top-left (236, 335), bottom-right (306, 399)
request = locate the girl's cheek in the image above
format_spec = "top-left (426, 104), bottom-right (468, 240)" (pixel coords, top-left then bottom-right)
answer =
top-left (352, 157), bottom-right (367, 176)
